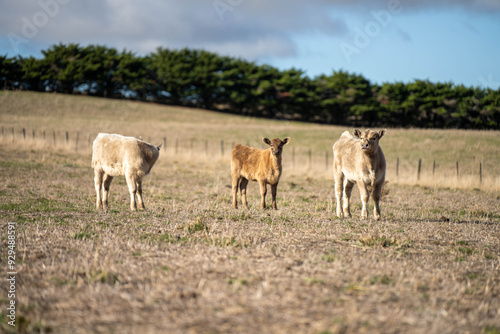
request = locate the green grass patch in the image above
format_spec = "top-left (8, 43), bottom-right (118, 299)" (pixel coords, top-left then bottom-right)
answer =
top-left (73, 232), bottom-right (97, 240)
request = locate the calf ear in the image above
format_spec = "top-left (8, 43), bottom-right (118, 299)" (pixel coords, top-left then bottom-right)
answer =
top-left (263, 138), bottom-right (272, 146)
top-left (157, 143), bottom-right (162, 151)
top-left (353, 129), bottom-right (362, 138)
top-left (282, 137), bottom-right (290, 145)
top-left (378, 129), bottom-right (387, 139)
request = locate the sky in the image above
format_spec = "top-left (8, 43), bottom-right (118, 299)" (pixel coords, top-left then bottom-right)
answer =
top-left (1, 0), bottom-right (500, 89)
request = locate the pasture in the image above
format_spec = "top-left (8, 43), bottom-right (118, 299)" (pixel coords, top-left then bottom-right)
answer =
top-left (0, 91), bottom-right (499, 333)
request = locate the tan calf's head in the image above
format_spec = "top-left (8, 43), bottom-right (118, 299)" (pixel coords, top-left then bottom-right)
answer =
top-left (263, 137), bottom-right (291, 157)
top-left (353, 129), bottom-right (386, 153)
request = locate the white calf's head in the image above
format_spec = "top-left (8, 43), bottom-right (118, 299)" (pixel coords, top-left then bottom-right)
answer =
top-left (353, 129), bottom-right (386, 153)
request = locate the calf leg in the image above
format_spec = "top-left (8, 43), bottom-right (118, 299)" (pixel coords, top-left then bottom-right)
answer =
top-left (240, 178), bottom-right (249, 209)
top-left (343, 179), bottom-right (354, 218)
top-left (334, 172), bottom-right (344, 218)
top-left (232, 175), bottom-right (240, 209)
top-left (102, 174), bottom-right (113, 211)
top-left (358, 182), bottom-right (370, 219)
top-left (372, 182), bottom-right (383, 220)
top-left (271, 183), bottom-right (278, 210)
top-left (125, 173), bottom-right (137, 211)
top-left (94, 169), bottom-right (104, 210)
top-left (136, 179), bottom-right (145, 210)
top-left (259, 181), bottom-right (267, 209)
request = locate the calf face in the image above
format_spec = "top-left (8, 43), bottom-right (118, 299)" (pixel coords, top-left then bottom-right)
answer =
top-left (353, 129), bottom-right (386, 154)
top-left (263, 137), bottom-right (290, 157)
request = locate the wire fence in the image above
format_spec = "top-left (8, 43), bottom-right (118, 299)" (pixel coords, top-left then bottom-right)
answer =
top-left (2, 126), bottom-right (499, 192)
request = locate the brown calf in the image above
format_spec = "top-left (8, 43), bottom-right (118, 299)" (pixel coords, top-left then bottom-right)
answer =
top-left (92, 133), bottom-right (161, 211)
top-left (333, 129), bottom-right (386, 220)
top-left (231, 137), bottom-right (290, 210)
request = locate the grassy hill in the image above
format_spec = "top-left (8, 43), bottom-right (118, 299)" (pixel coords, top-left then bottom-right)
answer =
top-left (0, 91), bottom-right (499, 333)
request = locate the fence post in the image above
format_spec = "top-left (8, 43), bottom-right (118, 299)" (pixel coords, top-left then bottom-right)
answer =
top-left (65, 131), bottom-right (69, 144)
top-left (396, 157), bottom-right (399, 178)
top-left (417, 159), bottom-right (422, 181)
top-left (325, 151), bottom-right (329, 170)
top-left (479, 162), bottom-right (482, 185)
top-left (53, 131), bottom-right (56, 145)
top-left (163, 137), bottom-right (167, 151)
top-left (456, 161), bottom-right (459, 179)
top-left (75, 131), bottom-right (79, 150)
top-left (22, 128), bottom-right (26, 140)
top-left (433, 160), bottom-right (436, 178)
top-left (220, 140), bottom-right (224, 156)
top-left (205, 140), bottom-right (208, 156)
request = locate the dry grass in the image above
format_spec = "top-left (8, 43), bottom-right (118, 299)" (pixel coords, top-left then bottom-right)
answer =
top-left (0, 91), bottom-right (499, 333)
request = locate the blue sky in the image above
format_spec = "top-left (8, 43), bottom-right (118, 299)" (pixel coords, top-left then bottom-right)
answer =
top-left (1, 0), bottom-right (499, 88)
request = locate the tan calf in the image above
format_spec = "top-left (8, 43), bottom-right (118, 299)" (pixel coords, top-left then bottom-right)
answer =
top-left (231, 137), bottom-right (290, 210)
top-left (92, 133), bottom-right (161, 211)
top-left (333, 129), bottom-right (386, 220)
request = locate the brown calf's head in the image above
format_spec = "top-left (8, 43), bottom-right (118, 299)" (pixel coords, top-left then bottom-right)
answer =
top-left (353, 129), bottom-right (386, 153)
top-left (263, 137), bottom-right (291, 157)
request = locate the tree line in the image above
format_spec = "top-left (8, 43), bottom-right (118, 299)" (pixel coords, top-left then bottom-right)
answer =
top-left (1, 43), bottom-right (499, 129)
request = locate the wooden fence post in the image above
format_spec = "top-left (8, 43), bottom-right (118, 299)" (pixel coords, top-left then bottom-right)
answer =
top-left (220, 140), bottom-right (224, 156)
top-left (479, 162), bottom-right (482, 185)
top-left (417, 159), bottom-right (422, 181)
top-left (456, 161), bottom-right (459, 179)
top-left (396, 157), bottom-right (399, 177)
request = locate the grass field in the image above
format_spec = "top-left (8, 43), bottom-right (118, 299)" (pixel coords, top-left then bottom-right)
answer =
top-left (0, 91), bottom-right (499, 333)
